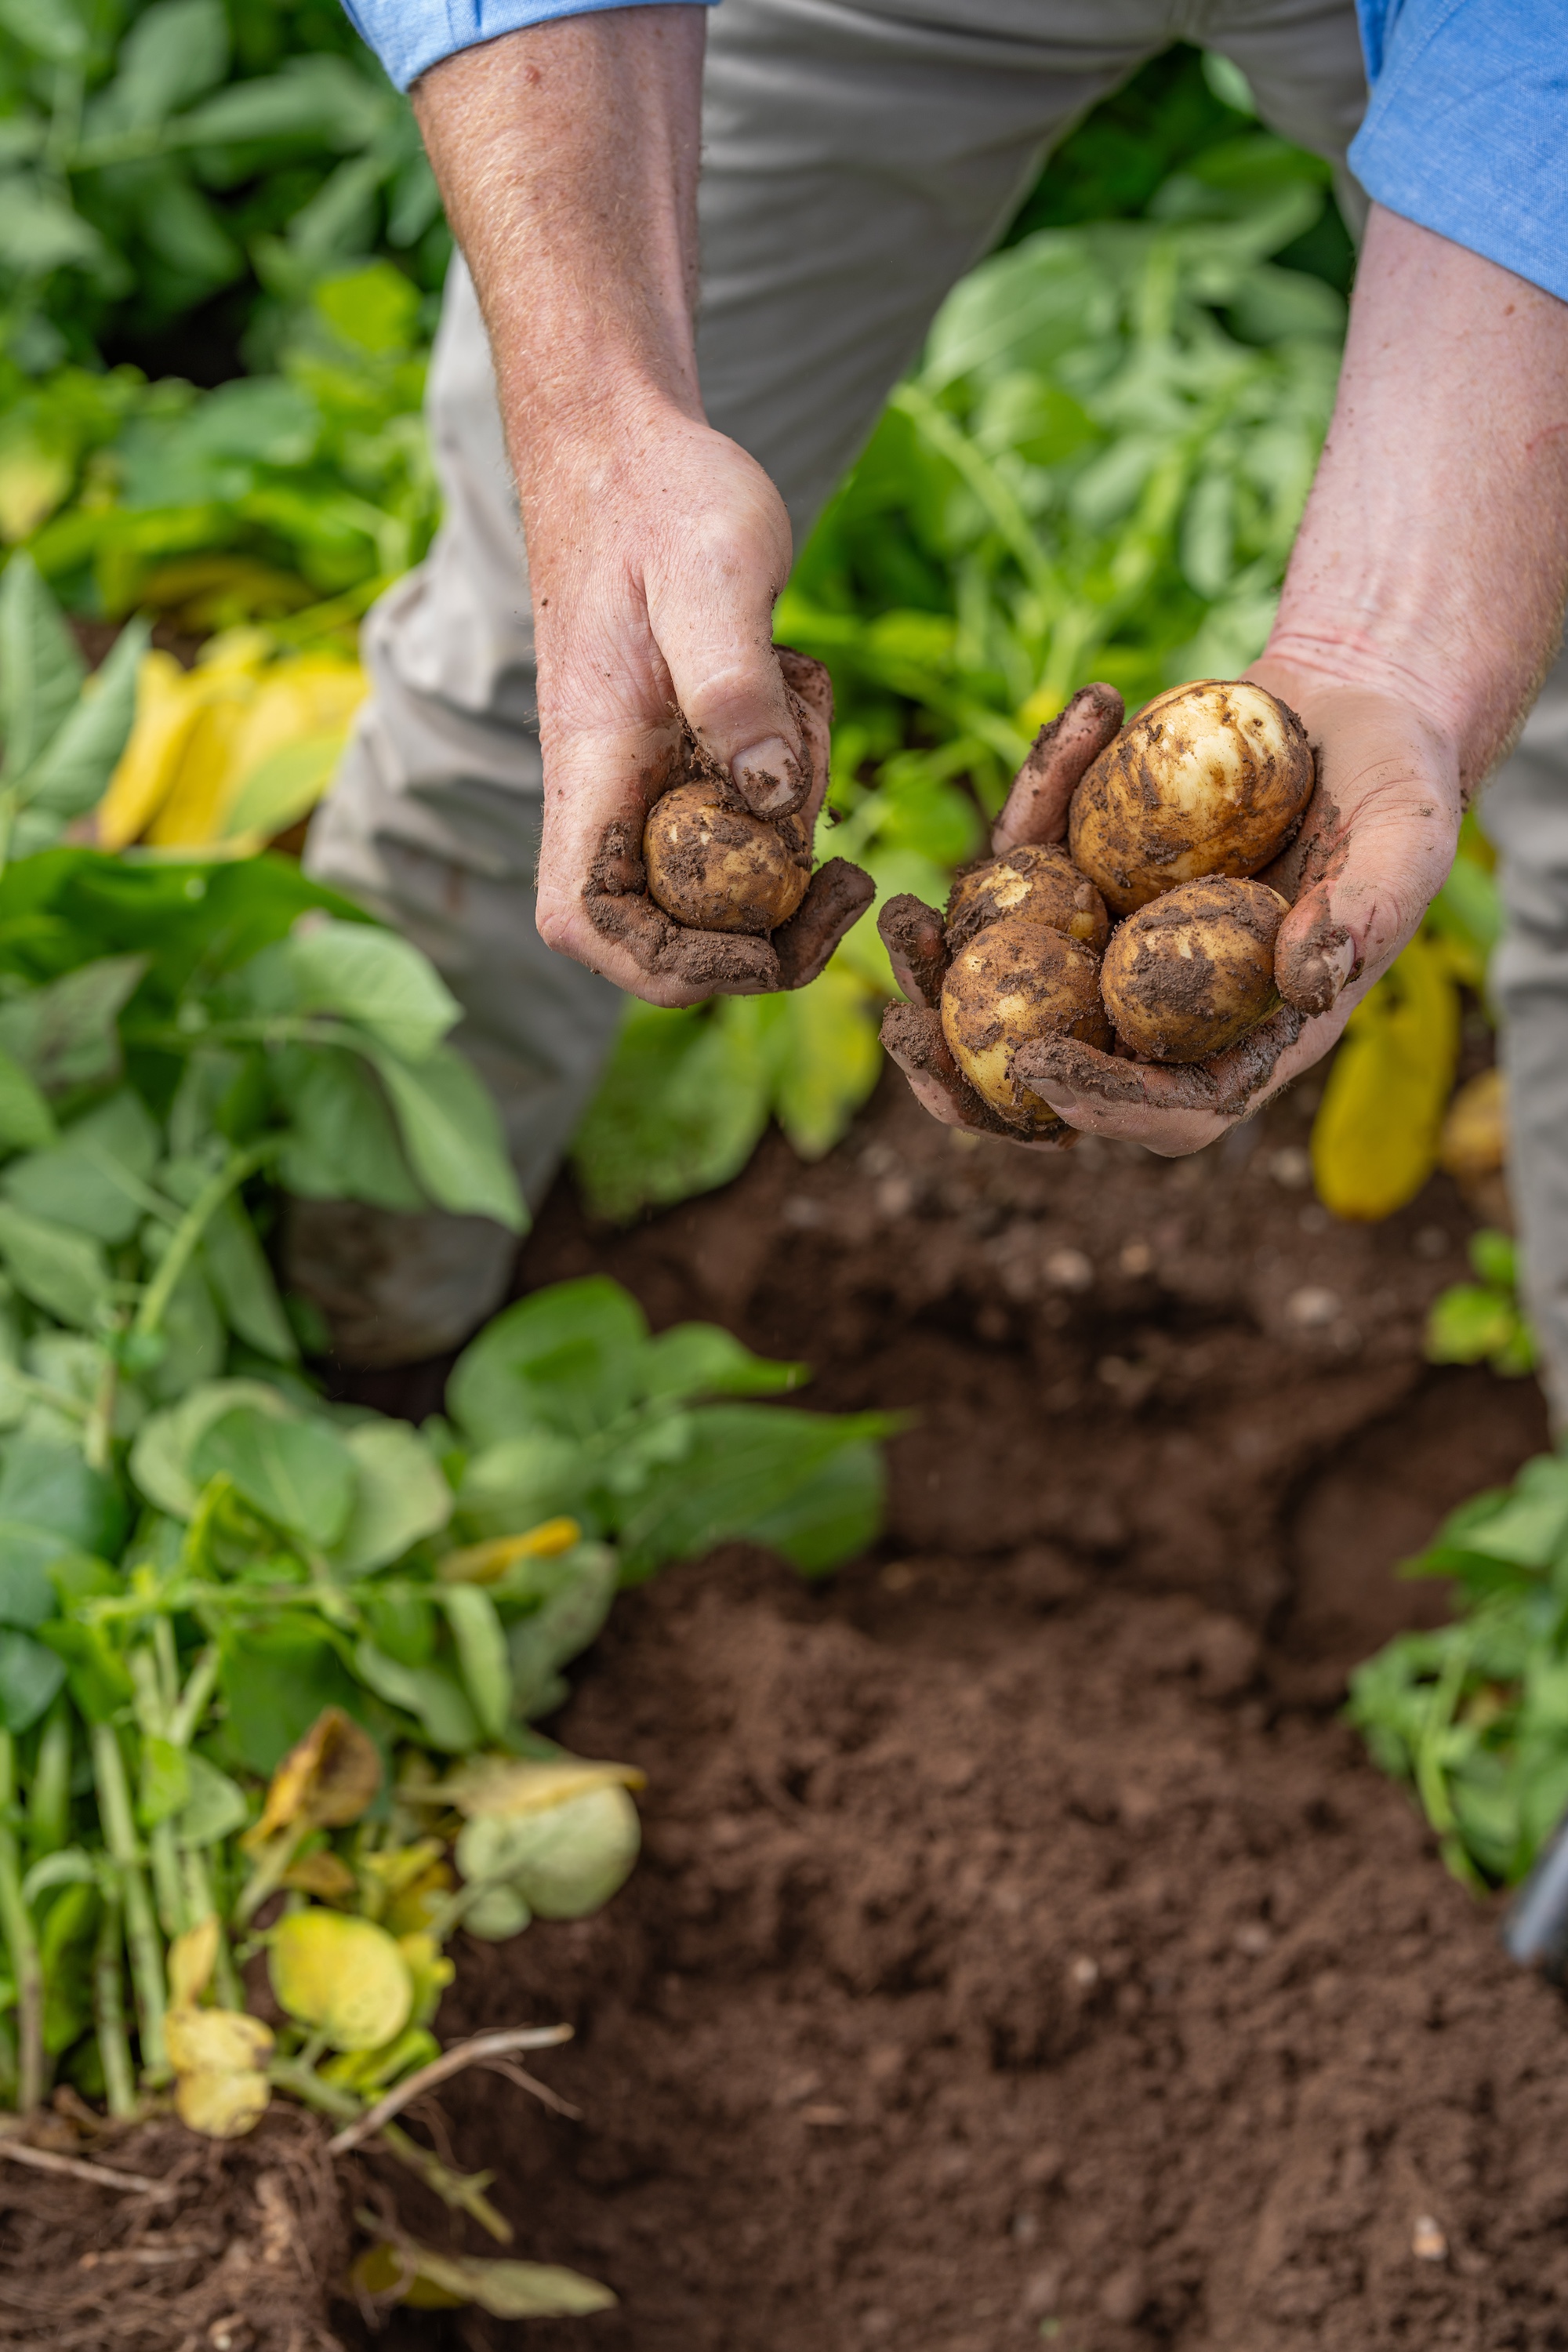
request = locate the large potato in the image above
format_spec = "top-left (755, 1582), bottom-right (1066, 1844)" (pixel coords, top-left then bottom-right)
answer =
top-left (946, 844), bottom-right (1109, 954)
top-left (644, 782), bottom-right (811, 935)
top-left (1099, 877), bottom-right (1288, 1063)
top-left (1069, 680), bottom-right (1312, 916)
top-left (941, 916), bottom-right (1110, 1129)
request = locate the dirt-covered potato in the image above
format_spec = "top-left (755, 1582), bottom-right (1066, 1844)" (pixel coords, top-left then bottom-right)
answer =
top-left (1069, 679), bottom-right (1313, 916)
top-left (946, 843), bottom-right (1110, 954)
top-left (1099, 877), bottom-right (1288, 1064)
top-left (941, 915), bottom-right (1111, 1129)
top-left (644, 782), bottom-right (811, 936)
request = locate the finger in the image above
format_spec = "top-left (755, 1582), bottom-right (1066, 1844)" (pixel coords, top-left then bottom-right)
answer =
top-left (880, 1003), bottom-right (1074, 1148)
top-left (877, 893), bottom-right (949, 1011)
top-left (583, 861), bottom-right (783, 997)
top-left (773, 857), bottom-right (875, 989)
top-left (992, 683), bottom-right (1124, 852)
top-left (1015, 1004), bottom-right (1307, 1155)
top-left (777, 647), bottom-right (834, 820)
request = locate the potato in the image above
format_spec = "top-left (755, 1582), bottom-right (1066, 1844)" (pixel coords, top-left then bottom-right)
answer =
top-left (946, 844), bottom-right (1109, 954)
top-left (644, 782), bottom-right (811, 935)
top-left (941, 915), bottom-right (1111, 1129)
top-left (1099, 877), bottom-right (1288, 1064)
top-left (1069, 679), bottom-right (1312, 916)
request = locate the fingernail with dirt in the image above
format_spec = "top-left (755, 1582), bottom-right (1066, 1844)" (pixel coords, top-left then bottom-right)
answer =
top-left (731, 739), bottom-right (801, 817)
top-left (1283, 925), bottom-right (1356, 1018)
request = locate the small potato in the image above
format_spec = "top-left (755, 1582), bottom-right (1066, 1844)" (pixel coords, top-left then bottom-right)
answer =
top-left (1099, 877), bottom-right (1288, 1064)
top-left (644, 782), bottom-right (811, 935)
top-left (1069, 679), bottom-right (1312, 916)
top-left (946, 844), bottom-right (1110, 954)
top-left (941, 915), bottom-right (1111, 1129)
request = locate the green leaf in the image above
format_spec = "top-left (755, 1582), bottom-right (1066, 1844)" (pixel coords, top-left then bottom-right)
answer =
top-left (363, 1040), bottom-right (524, 1230)
top-left (438, 1584), bottom-right (510, 1739)
top-left (2, 1089), bottom-right (158, 1243)
top-left (0, 1051), bottom-right (53, 1154)
top-left (137, 1734), bottom-right (191, 1829)
top-left (0, 1446), bottom-right (125, 1562)
top-left (198, 1192), bottom-right (297, 1361)
top-left (175, 1751), bottom-right (249, 1847)
top-left (106, 0), bottom-right (229, 129)
top-left (455, 1432), bottom-right (587, 1544)
top-left (40, 1878), bottom-right (97, 2056)
top-left (16, 619), bottom-right (150, 826)
top-left (191, 1405), bottom-right (356, 1547)
top-left (1470, 1228), bottom-right (1518, 1290)
top-left (614, 1406), bottom-right (897, 1583)
top-left (0, 554), bottom-right (84, 783)
top-left (144, 1258), bottom-right (226, 1403)
top-left (129, 1377), bottom-right (292, 1519)
top-left (352, 1641), bottom-right (478, 1753)
top-left (216, 1617), bottom-right (362, 1775)
top-left (274, 1045), bottom-right (425, 1213)
top-left (1425, 1283), bottom-right (1519, 1369)
top-left (739, 1439), bottom-right (887, 1575)
top-left (328, 1419), bottom-right (451, 1575)
top-left (0, 1200), bottom-right (107, 1328)
top-left (504, 1544), bottom-right (618, 1720)
top-left (639, 1323), bottom-right (807, 1403)
top-left (0, 1629), bottom-right (65, 1733)
top-left (284, 920), bottom-right (459, 1060)
top-left (38, 1618), bottom-right (132, 1722)
top-left (0, 176), bottom-right (102, 276)
top-left (0, 0), bottom-right (85, 62)
top-left (0, 955), bottom-right (146, 1098)
top-left (448, 1278), bottom-right (649, 1448)
top-left (570, 1000), bottom-right (771, 1225)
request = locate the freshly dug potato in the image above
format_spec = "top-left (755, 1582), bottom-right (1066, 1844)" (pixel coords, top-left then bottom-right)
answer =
top-left (1099, 877), bottom-right (1288, 1064)
top-left (946, 843), bottom-right (1110, 954)
top-left (644, 782), bottom-right (811, 935)
top-left (1069, 679), bottom-right (1312, 916)
top-left (941, 915), bottom-right (1111, 1129)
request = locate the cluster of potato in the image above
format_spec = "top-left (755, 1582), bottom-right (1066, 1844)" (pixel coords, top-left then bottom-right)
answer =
top-left (941, 679), bottom-right (1315, 1131)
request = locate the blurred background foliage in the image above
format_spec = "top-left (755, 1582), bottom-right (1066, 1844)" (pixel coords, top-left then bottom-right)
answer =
top-left (0, 18), bottom-right (1507, 1240)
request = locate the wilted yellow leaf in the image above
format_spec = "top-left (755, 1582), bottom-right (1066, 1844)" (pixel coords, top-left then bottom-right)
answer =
top-left (145, 687), bottom-right (251, 847)
top-left (437, 1519), bottom-right (583, 1584)
top-left (175, 2066), bottom-right (272, 2140)
top-left (166, 1914), bottom-right (221, 2010)
top-left (268, 1908), bottom-right (413, 2051)
top-left (281, 1849), bottom-right (359, 1900)
top-left (353, 2238), bottom-right (615, 2318)
top-left (1439, 1067), bottom-right (1506, 1185)
top-left (165, 2001), bottom-right (274, 2141)
top-left (97, 652), bottom-right (205, 850)
top-left (245, 1707), bottom-right (382, 1849)
top-left (0, 431), bottom-right (71, 543)
top-left (395, 1929), bottom-right (456, 2024)
top-left (434, 1755), bottom-right (645, 1819)
top-left (1312, 935), bottom-right (1461, 1221)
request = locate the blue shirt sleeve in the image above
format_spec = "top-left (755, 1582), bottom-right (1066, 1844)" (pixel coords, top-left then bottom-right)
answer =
top-left (1351, 0), bottom-right (1568, 303)
top-left (343, 0), bottom-right (710, 91)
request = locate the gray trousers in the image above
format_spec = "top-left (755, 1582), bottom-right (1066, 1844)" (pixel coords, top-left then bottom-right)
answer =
top-left (303, 0), bottom-right (1369, 1363)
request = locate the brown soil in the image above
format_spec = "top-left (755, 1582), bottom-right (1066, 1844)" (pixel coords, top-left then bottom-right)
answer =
top-left (348, 1069), bottom-right (1568, 2352)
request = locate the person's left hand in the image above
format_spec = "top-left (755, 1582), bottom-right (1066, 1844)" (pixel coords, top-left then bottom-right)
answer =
top-left (879, 664), bottom-right (1462, 1156)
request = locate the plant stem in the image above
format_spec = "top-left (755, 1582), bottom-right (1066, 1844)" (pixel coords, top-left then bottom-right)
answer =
top-left (133, 1139), bottom-right (280, 1345)
top-left (27, 1703), bottom-right (71, 1863)
top-left (0, 1737), bottom-right (42, 2112)
top-left (93, 1887), bottom-right (136, 2121)
top-left (169, 1646), bottom-right (219, 1747)
top-left (82, 1338), bottom-right (118, 1474)
top-left (180, 1852), bottom-right (241, 2009)
top-left (91, 1723), bottom-right (166, 2080)
top-left (267, 2060), bottom-right (512, 2241)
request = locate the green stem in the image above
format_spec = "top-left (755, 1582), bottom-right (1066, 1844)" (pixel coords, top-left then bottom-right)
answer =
top-left (148, 1824), bottom-right (186, 1940)
top-left (93, 1887), bottom-right (136, 2121)
top-left (266, 2060), bottom-right (511, 2241)
top-left (233, 1828), bottom-right (304, 1929)
top-left (133, 1140), bottom-right (279, 1345)
top-left (82, 1338), bottom-right (118, 1475)
top-left (169, 1646), bottom-right (220, 1748)
top-left (90, 1723), bottom-right (166, 2081)
top-left (0, 1736), bottom-right (41, 2112)
top-left (27, 1703), bottom-right (71, 1864)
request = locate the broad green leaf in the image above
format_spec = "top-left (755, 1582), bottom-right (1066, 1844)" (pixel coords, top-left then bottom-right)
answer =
top-left (353, 1642), bottom-right (478, 1753)
top-left (38, 1617), bottom-right (132, 1722)
top-left (769, 968), bottom-right (884, 1161)
top-left (0, 554), bottom-right (83, 782)
top-left (0, 955), bottom-right (145, 1098)
top-left (2, 1088), bottom-right (158, 1243)
top-left (192, 1405), bottom-right (356, 1547)
top-left (285, 920), bottom-right (459, 1060)
top-left (0, 0), bottom-right (85, 61)
top-left (0, 1445), bottom-right (125, 1559)
top-left (329, 1419), bottom-right (450, 1575)
top-left (0, 1051), bottom-right (53, 1153)
top-left (40, 1878), bottom-right (97, 2056)
top-left (503, 1544), bottom-right (618, 1719)
top-left (169, 53), bottom-right (388, 149)
top-left (130, 1377), bottom-right (292, 1519)
top-left (437, 1584), bottom-right (510, 1740)
top-left (106, 0), bottom-right (229, 129)
top-left (456, 1784), bottom-right (639, 1921)
top-left (454, 1431), bottom-right (586, 1544)
top-left (17, 620), bottom-right (150, 826)
top-left (0, 1628), bottom-right (65, 1733)
top-left (448, 1278), bottom-right (649, 1448)
top-left (571, 999), bottom-right (771, 1225)
top-left (217, 1617), bottom-right (364, 1776)
top-left (144, 1258), bottom-right (226, 1404)
top-left (198, 1192), bottom-right (297, 1361)
top-left (365, 1040), bottom-right (524, 1230)
top-left (614, 1406), bottom-right (898, 1583)
top-left (274, 1044), bottom-right (425, 1213)
top-left (269, 1909), bottom-right (412, 2053)
top-left (221, 734), bottom-right (346, 843)
top-left (176, 1752), bottom-right (249, 1848)
top-left (739, 1439), bottom-right (887, 1575)
top-left (1311, 936), bottom-right (1461, 1221)
top-left (1425, 1284), bottom-right (1518, 1369)
top-left (0, 1200), bottom-right (107, 1327)
top-left (639, 1323), bottom-right (806, 1403)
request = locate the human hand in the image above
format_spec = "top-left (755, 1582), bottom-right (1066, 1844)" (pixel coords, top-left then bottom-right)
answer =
top-left (528, 407), bottom-right (871, 1004)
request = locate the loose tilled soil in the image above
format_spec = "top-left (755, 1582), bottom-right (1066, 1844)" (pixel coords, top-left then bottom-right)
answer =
top-left (7, 1068), bottom-right (1568, 2352)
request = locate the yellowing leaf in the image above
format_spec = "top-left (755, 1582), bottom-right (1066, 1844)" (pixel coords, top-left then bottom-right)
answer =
top-left (165, 1998), bottom-right (274, 2141)
top-left (96, 652), bottom-right (205, 850)
top-left (144, 688), bottom-right (251, 847)
top-left (244, 1706), bottom-right (382, 1849)
top-left (433, 1755), bottom-right (645, 1820)
top-left (175, 2065), bottom-right (272, 2140)
top-left (437, 1519), bottom-right (583, 1584)
top-left (1311, 935), bottom-right (1460, 1221)
top-left (281, 1849), bottom-right (359, 1900)
top-left (395, 1929), bottom-right (455, 2025)
top-left (354, 2238), bottom-right (615, 2319)
top-left (268, 1907), bottom-right (413, 2051)
top-left (384, 1860), bottom-right (454, 1939)
top-left (166, 1913), bottom-right (220, 2010)
top-left (165, 2005), bottom-right (273, 2078)
top-left (1439, 1067), bottom-right (1506, 1185)
top-left (0, 433), bottom-right (71, 544)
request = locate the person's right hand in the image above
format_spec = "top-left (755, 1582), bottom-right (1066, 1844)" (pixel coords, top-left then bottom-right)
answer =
top-left (527, 405), bottom-right (871, 1005)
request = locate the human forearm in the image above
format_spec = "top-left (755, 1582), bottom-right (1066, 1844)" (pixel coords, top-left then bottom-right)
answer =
top-left (1264, 205), bottom-right (1568, 795)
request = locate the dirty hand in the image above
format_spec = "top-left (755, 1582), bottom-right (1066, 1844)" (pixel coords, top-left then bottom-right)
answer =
top-left (878, 672), bottom-right (1461, 1156)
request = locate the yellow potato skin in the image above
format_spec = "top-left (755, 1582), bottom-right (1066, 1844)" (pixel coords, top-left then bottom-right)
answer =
top-left (946, 844), bottom-right (1109, 954)
top-left (1069, 679), bottom-right (1313, 916)
top-left (941, 915), bottom-right (1111, 1128)
top-left (644, 782), bottom-right (811, 935)
top-left (1099, 877), bottom-right (1288, 1064)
